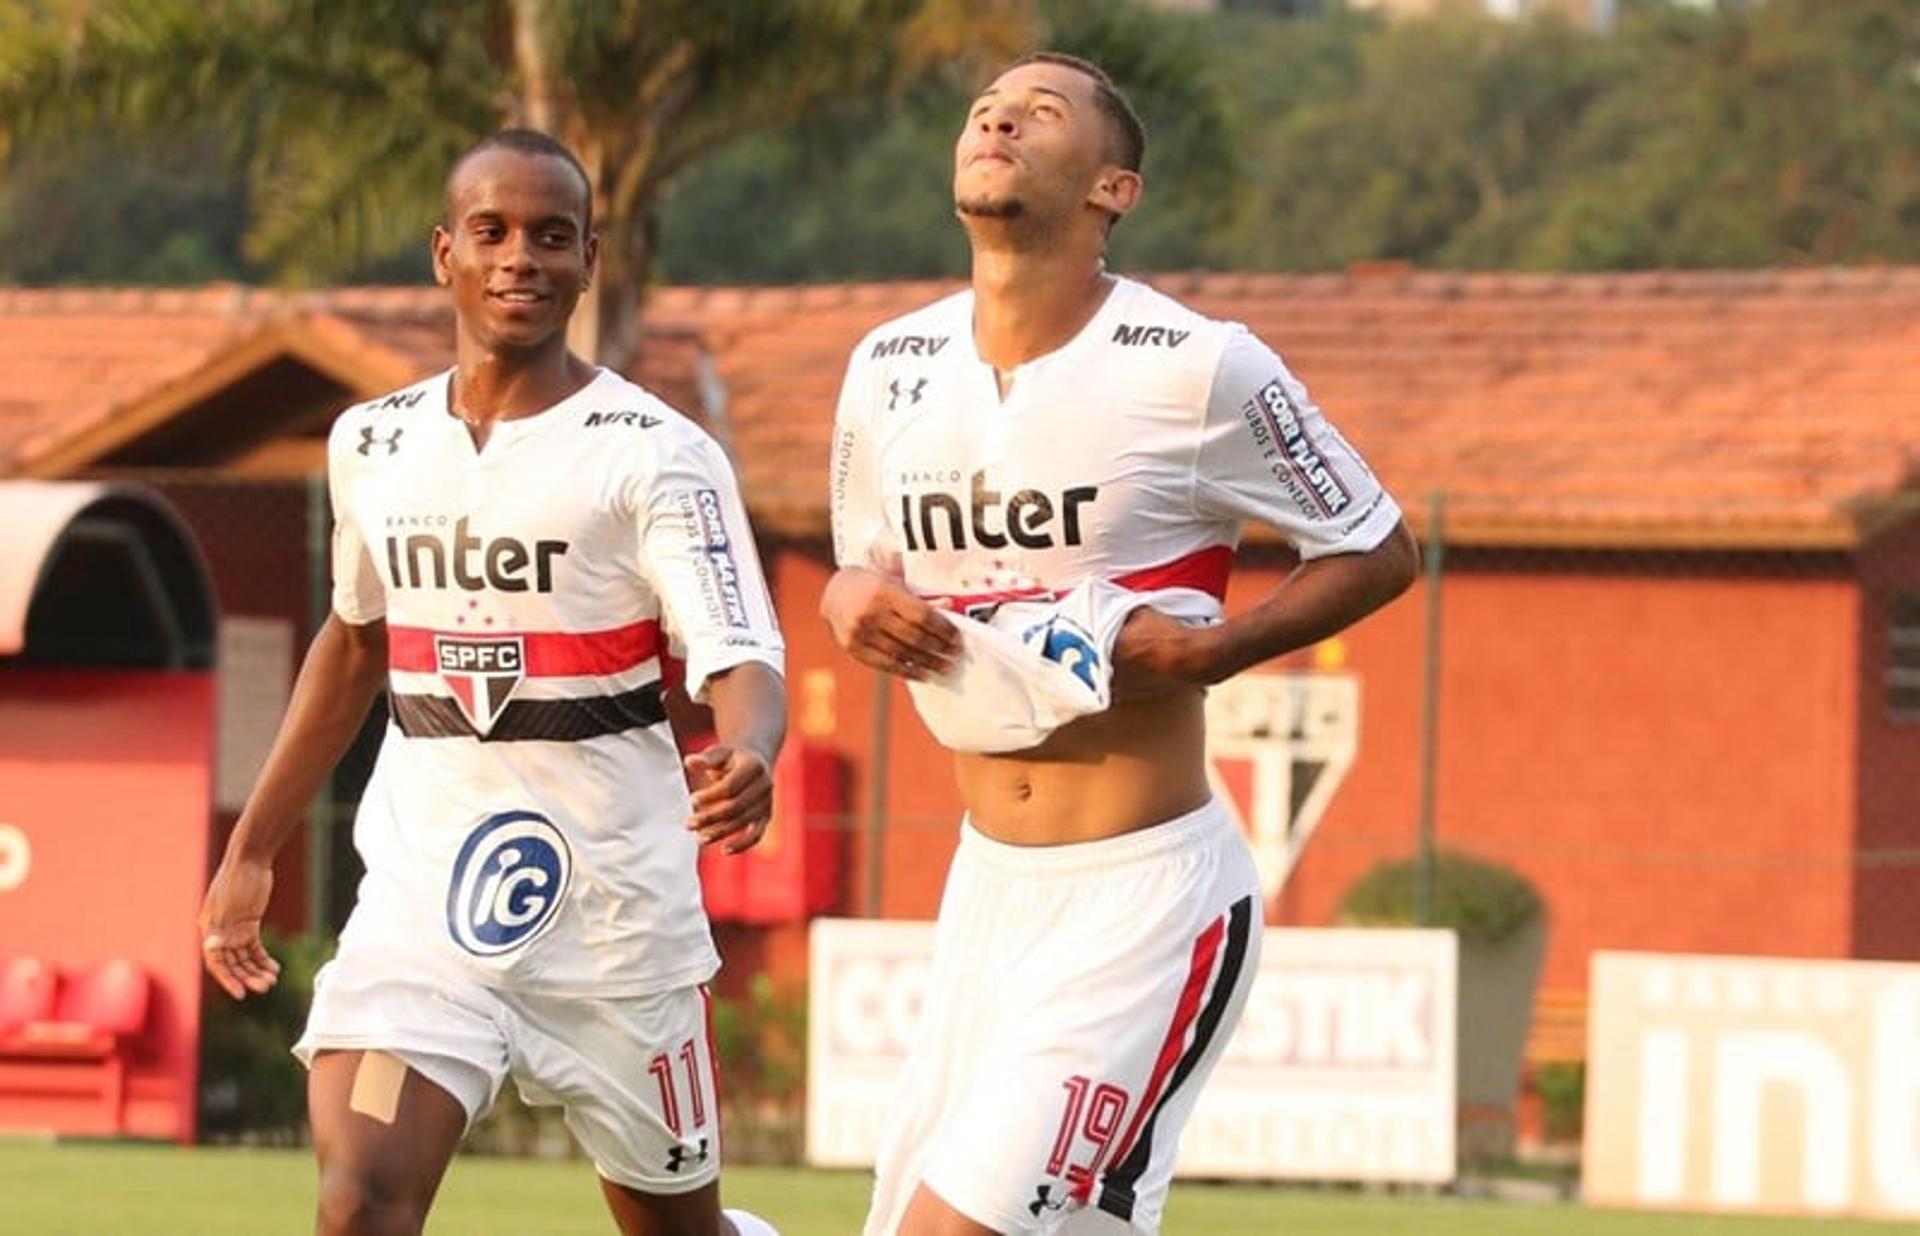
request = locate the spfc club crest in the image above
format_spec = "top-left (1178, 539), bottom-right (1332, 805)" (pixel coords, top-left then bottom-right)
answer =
top-left (1206, 672), bottom-right (1359, 900)
top-left (434, 634), bottom-right (525, 736)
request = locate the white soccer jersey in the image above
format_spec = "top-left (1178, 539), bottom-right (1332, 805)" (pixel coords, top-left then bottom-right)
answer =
top-left (326, 368), bottom-right (784, 996)
top-left (830, 276), bottom-right (1401, 620)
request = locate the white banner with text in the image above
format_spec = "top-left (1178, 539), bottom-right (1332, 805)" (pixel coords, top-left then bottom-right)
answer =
top-left (806, 920), bottom-right (1457, 1184)
top-left (1586, 950), bottom-right (1920, 1220)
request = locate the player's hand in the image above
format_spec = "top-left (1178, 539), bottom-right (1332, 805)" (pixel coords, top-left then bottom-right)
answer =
top-left (1112, 607), bottom-right (1223, 696)
top-left (820, 567), bottom-right (960, 680)
top-left (684, 745), bottom-right (775, 853)
top-left (198, 858), bottom-right (281, 1000)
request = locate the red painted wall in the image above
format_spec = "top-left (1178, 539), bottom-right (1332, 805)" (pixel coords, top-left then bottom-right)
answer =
top-left (1279, 552), bottom-right (1860, 991)
top-left (767, 549), bottom-right (962, 923)
top-left (0, 670), bottom-right (215, 1142)
top-left (769, 540), bottom-right (1881, 997)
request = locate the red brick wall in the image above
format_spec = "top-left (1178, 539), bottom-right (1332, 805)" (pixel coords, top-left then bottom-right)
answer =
top-left (770, 541), bottom-right (1871, 996)
top-left (1289, 551), bottom-right (1859, 991)
top-left (767, 548), bottom-right (962, 924)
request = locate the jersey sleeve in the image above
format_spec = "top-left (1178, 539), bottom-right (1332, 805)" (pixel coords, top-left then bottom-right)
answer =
top-left (1193, 328), bottom-right (1402, 560)
top-left (828, 349), bottom-right (902, 574)
top-left (635, 431), bottom-right (786, 703)
top-left (326, 416), bottom-right (387, 624)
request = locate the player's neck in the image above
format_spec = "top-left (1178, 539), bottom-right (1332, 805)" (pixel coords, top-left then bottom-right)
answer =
top-left (968, 246), bottom-right (1111, 372)
top-left (450, 336), bottom-right (596, 424)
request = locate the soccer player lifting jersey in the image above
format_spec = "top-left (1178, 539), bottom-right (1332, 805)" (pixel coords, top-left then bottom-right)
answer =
top-left (823, 55), bottom-right (1419, 1236)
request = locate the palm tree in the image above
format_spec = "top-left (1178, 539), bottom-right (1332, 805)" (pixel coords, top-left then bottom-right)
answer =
top-left (0, 0), bottom-right (1036, 366)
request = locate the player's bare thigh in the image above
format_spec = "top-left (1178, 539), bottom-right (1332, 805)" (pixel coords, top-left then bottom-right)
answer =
top-left (309, 1050), bottom-right (467, 1236)
top-left (954, 688), bottom-right (1210, 845)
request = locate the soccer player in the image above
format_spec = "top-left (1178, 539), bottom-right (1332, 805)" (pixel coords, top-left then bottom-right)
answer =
top-left (198, 130), bottom-right (784, 1236)
top-left (822, 54), bottom-right (1419, 1235)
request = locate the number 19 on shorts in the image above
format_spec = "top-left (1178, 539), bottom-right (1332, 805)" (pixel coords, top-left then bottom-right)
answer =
top-left (1046, 1075), bottom-right (1132, 1201)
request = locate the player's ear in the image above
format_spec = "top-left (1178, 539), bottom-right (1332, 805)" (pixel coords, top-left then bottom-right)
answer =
top-left (1088, 168), bottom-right (1142, 223)
top-left (431, 225), bottom-right (454, 287)
top-left (582, 230), bottom-right (599, 290)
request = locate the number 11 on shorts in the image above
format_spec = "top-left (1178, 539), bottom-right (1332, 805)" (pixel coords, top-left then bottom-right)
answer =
top-left (1046, 1075), bottom-right (1131, 1200)
top-left (647, 1038), bottom-right (709, 1137)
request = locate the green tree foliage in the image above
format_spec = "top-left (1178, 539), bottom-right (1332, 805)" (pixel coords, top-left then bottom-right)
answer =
top-left (1206, 0), bottom-right (1920, 271)
top-left (1338, 848), bottom-right (1543, 947)
top-left (5, 1), bottom-right (1920, 289)
top-left (655, 0), bottom-right (1234, 283)
top-left (672, 0), bottom-right (1920, 278)
top-left (1520, 0), bottom-right (1920, 269)
top-left (0, 0), bottom-right (1037, 363)
top-left (0, 132), bottom-right (254, 284)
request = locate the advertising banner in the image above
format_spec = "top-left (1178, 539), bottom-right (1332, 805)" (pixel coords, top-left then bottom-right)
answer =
top-left (1586, 950), bottom-right (1920, 1220)
top-left (808, 920), bottom-right (1457, 1184)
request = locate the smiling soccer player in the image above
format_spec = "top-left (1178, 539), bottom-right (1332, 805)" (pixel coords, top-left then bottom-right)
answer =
top-left (199, 130), bottom-right (785, 1236)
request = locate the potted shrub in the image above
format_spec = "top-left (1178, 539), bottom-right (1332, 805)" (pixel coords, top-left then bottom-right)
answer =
top-left (1338, 849), bottom-right (1546, 1161)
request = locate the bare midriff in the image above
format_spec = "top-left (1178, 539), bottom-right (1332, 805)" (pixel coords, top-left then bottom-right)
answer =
top-left (952, 686), bottom-right (1211, 845)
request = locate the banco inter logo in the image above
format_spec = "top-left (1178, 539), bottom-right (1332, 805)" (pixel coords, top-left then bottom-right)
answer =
top-left (899, 470), bottom-right (1097, 552)
top-left (446, 811), bottom-right (572, 957)
top-left (384, 516), bottom-right (569, 594)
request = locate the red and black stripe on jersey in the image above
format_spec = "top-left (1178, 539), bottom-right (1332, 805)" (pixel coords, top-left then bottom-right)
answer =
top-left (384, 618), bottom-right (674, 743)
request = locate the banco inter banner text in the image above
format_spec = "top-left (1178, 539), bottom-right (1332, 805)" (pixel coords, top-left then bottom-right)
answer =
top-left (1586, 950), bottom-right (1920, 1220)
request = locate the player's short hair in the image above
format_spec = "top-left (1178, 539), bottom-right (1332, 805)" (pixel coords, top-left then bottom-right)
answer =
top-left (444, 129), bottom-right (594, 231)
top-left (1007, 51), bottom-right (1146, 174)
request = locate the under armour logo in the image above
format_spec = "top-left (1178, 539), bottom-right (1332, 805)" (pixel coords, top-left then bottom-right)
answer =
top-left (664, 1136), bottom-right (710, 1173)
top-left (888, 378), bottom-right (927, 411)
top-left (357, 426), bottom-right (404, 456)
top-left (1028, 1183), bottom-right (1066, 1217)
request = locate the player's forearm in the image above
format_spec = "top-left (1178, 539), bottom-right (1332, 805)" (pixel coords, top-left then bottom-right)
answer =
top-left (224, 614), bottom-right (388, 866)
top-left (1204, 521), bottom-right (1419, 682)
top-left (704, 661), bottom-right (787, 767)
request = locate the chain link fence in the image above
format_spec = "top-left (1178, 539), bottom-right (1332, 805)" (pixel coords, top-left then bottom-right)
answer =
top-left (136, 469), bottom-right (1920, 1161)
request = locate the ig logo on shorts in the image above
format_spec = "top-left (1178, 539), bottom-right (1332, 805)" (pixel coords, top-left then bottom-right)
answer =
top-left (446, 812), bottom-right (572, 956)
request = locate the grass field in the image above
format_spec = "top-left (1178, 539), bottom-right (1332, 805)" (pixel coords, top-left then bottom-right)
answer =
top-left (0, 1140), bottom-right (1899, 1235)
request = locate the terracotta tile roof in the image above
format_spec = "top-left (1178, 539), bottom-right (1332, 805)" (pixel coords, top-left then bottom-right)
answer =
top-left (0, 286), bottom-right (701, 476)
top-left (6, 269), bottom-right (1920, 549)
top-left (654, 269), bottom-right (1920, 549)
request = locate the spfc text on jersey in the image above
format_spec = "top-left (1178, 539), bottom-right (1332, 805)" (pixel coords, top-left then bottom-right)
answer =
top-left (384, 515), bottom-right (570, 593)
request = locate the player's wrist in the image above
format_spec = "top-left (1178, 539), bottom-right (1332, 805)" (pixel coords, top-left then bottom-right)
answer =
top-left (222, 821), bottom-right (284, 869)
top-left (1171, 625), bottom-right (1234, 685)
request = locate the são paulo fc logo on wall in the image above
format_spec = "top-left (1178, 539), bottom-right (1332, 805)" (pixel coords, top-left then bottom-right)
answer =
top-left (446, 811), bottom-right (571, 956)
top-left (1206, 672), bottom-right (1359, 900)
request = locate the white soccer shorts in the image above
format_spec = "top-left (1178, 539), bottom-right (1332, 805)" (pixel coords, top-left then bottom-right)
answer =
top-left (295, 953), bottom-right (724, 1193)
top-left (864, 798), bottom-right (1262, 1235)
